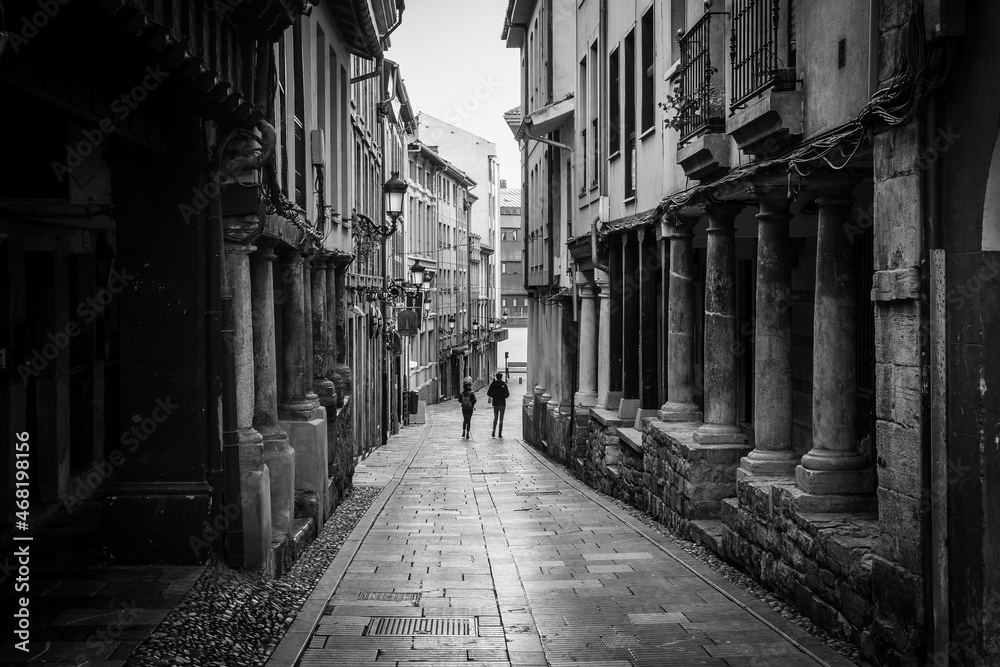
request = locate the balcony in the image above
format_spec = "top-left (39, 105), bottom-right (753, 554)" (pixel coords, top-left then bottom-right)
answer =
top-left (673, 11), bottom-right (729, 180)
top-left (726, 0), bottom-right (801, 157)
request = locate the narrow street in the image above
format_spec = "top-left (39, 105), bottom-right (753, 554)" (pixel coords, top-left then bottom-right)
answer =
top-left (267, 395), bottom-right (853, 667)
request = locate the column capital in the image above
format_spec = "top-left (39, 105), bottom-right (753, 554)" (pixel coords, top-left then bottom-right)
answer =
top-left (577, 283), bottom-right (599, 298)
top-left (814, 185), bottom-right (856, 209)
top-left (251, 235), bottom-right (280, 262)
top-left (667, 225), bottom-right (694, 240)
top-left (224, 241), bottom-right (257, 256)
top-left (704, 204), bottom-right (743, 233)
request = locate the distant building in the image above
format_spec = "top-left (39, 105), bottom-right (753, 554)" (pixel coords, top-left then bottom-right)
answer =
top-left (413, 114), bottom-right (504, 388)
top-left (499, 182), bottom-right (527, 326)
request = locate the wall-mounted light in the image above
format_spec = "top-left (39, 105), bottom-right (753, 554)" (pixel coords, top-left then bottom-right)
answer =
top-left (383, 171), bottom-right (408, 221)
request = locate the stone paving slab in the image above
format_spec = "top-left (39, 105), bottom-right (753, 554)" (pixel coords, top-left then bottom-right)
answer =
top-left (277, 393), bottom-right (855, 667)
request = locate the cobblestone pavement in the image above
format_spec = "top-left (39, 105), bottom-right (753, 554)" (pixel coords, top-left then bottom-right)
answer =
top-left (273, 393), bottom-right (854, 666)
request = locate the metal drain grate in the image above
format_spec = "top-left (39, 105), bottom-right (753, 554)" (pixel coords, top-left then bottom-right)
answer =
top-left (516, 490), bottom-right (561, 496)
top-left (356, 592), bottom-right (421, 602)
top-left (364, 617), bottom-right (475, 636)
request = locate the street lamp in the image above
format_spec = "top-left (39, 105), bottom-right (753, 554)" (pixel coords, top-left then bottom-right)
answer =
top-left (409, 259), bottom-right (427, 287)
top-left (383, 171), bottom-right (408, 221)
top-left (501, 310), bottom-right (509, 325)
top-left (448, 314), bottom-right (456, 332)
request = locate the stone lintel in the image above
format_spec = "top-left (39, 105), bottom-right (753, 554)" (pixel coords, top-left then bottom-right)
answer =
top-left (647, 421), bottom-right (751, 464)
top-left (614, 427), bottom-right (644, 454)
top-left (658, 402), bottom-right (703, 423)
top-left (795, 465), bottom-right (878, 497)
top-left (588, 407), bottom-right (630, 428)
top-left (677, 133), bottom-right (731, 180)
top-left (738, 456), bottom-right (797, 477)
top-left (693, 423), bottom-right (747, 445)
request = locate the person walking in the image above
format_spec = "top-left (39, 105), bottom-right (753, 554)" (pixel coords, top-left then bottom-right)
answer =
top-left (459, 379), bottom-right (477, 439)
top-left (486, 371), bottom-right (510, 438)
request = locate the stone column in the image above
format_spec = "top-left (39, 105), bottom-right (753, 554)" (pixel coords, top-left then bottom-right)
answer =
top-left (560, 294), bottom-right (575, 413)
top-left (312, 257), bottom-right (335, 405)
top-left (621, 233), bottom-right (641, 399)
top-left (331, 254), bottom-right (352, 402)
top-left (797, 187), bottom-right (877, 494)
top-left (302, 251), bottom-right (319, 406)
top-left (250, 238), bottom-right (293, 538)
top-left (659, 223), bottom-right (702, 421)
top-left (278, 248), bottom-right (316, 419)
top-left (742, 192), bottom-right (798, 475)
top-left (575, 285), bottom-right (599, 407)
top-left (526, 294), bottom-right (536, 391)
top-left (324, 256), bottom-right (342, 402)
top-left (224, 240), bottom-right (269, 567)
top-left (695, 206), bottom-right (746, 444)
top-left (595, 274), bottom-right (611, 408)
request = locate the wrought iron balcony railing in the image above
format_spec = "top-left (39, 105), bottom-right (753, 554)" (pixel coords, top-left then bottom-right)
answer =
top-left (729, 0), bottom-right (781, 111)
top-left (677, 11), bottom-right (727, 143)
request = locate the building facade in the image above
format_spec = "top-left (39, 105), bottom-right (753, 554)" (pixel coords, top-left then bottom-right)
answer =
top-left (1, 0), bottom-right (408, 578)
top-left (505, 0), bottom-right (999, 664)
top-left (405, 141), bottom-right (478, 401)
top-left (499, 183), bottom-right (528, 325)
top-left (416, 114), bottom-right (504, 388)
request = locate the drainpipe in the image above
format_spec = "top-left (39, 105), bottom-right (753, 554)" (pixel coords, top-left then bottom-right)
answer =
top-left (351, 56), bottom-right (384, 84)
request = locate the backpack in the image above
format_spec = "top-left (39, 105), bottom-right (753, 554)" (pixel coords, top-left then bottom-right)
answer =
top-left (461, 392), bottom-right (472, 408)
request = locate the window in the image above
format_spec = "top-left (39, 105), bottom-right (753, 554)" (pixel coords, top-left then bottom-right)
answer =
top-left (502, 298), bottom-right (508, 308)
top-left (512, 298), bottom-right (518, 308)
top-left (641, 7), bottom-right (656, 133)
top-left (624, 29), bottom-right (637, 198)
top-left (609, 47), bottom-right (621, 155)
top-left (579, 55), bottom-right (588, 192)
top-left (512, 230), bottom-right (518, 241)
top-left (502, 263), bottom-right (507, 274)
top-left (502, 232), bottom-right (507, 241)
top-left (590, 40), bottom-right (599, 185)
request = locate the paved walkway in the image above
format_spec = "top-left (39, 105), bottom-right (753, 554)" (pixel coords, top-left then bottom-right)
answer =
top-left (271, 392), bottom-right (855, 667)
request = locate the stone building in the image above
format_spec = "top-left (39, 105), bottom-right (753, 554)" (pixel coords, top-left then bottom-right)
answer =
top-left (504, 0), bottom-right (999, 663)
top-left (0, 0), bottom-right (408, 578)
top-left (405, 141), bottom-right (480, 401)
top-left (499, 183), bottom-right (528, 325)
top-left (415, 114), bottom-right (504, 388)
top-left (503, 0), bottom-right (579, 456)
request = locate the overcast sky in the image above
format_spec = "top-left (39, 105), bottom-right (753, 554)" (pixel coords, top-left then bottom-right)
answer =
top-left (388, 0), bottom-right (522, 186)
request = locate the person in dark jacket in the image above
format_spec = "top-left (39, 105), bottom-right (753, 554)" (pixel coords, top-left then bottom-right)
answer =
top-left (486, 372), bottom-right (510, 437)
top-left (459, 380), bottom-right (477, 439)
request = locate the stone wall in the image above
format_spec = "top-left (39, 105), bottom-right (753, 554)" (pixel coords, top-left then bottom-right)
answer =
top-left (643, 421), bottom-right (750, 538)
top-left (576, 412), bottom-right (748, 538)
top-left (721, 476), bottom-right (880, 657)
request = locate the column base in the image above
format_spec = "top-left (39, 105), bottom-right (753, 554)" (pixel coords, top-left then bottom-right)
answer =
top-left (739, 452), bottom-right (798, 476)
top-left (278, 399), bottom-right (316, 422)
top-left (263, 435), bottom-right (294, 538)
top-left (795, 465), bottom-right (877, 495)
top-left (240, 467), bottom-right (272, 572)
top-left (281, 417), bottom-right (329, 528)
top-left (575, 391), bottom-right (599, 408)
top-left (658, 402), bottom-right (703, 422)
top-left (314, 378), bottom-right (336, 399)
top-left (693, 422), bottom-right (746, 445)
